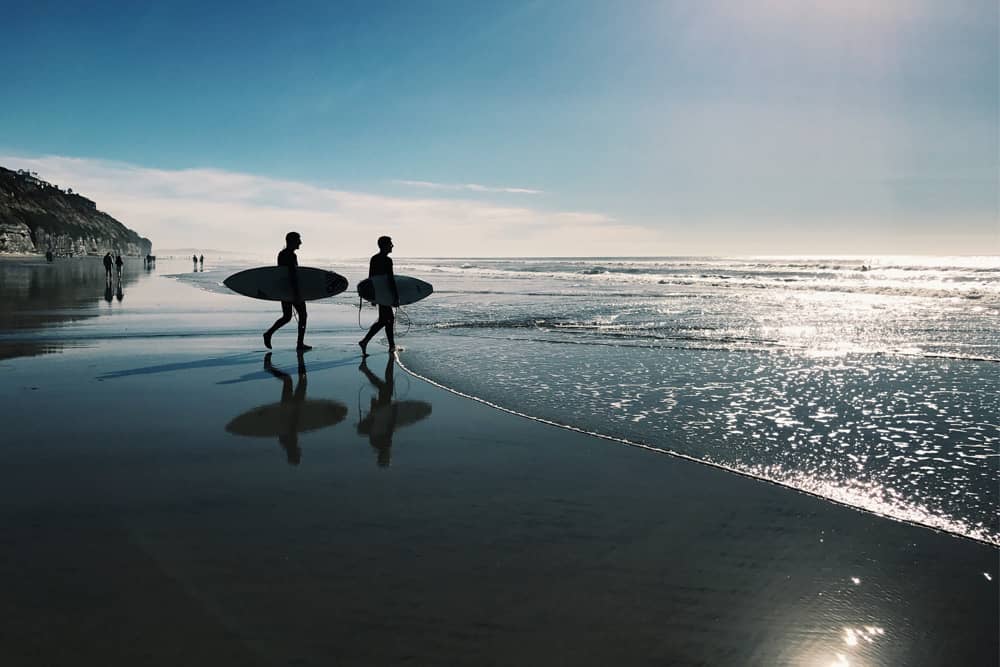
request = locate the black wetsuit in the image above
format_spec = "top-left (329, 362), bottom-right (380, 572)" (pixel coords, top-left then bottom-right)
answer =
top-left (361, 252), bottom-right (398, 348)
top-left (264, 247), bottom-right (307, 348)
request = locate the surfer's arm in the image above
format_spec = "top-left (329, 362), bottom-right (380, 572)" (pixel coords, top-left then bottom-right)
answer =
top-left (287, 259), bottom-right (301, 301)
top-left (387, 260), bottom-right (399, 306)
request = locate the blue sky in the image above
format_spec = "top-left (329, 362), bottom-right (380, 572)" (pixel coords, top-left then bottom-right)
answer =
top-left (2, 1), bottom-right (997, 256)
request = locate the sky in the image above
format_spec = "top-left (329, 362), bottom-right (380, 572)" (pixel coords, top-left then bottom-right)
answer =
top-left (1, 0), bottom-right (997, 257)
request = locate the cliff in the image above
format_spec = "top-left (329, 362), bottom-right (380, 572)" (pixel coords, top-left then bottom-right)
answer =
top-left (0, 166), bottom-right (152, 256)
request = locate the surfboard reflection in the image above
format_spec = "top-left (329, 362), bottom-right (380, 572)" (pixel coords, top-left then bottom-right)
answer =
top-left (357, 355), bottom-right (432, 467)
top-left (225, 353), bottom-right (347, 465)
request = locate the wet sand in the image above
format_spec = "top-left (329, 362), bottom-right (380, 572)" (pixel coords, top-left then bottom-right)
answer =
top-left (0, 257), bottom-right (996, 666)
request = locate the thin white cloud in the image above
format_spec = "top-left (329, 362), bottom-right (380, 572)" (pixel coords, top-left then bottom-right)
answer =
top-left (0, 154), bottom-right (655, 257)
top-left (394, 179), bottom-right (543, 195)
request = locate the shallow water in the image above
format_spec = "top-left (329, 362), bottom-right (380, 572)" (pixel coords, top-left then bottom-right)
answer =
top-left (171, 255), bottom-right (1000, 543)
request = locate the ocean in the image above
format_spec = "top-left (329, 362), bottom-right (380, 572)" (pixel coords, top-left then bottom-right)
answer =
top-left (177, 255), bottom-right (1000, 544)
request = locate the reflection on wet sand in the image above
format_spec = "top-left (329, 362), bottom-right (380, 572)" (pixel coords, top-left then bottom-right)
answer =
top-left (0, 256), bottom-right (143, 359)
top-left (357, 355), bottom-right (432, 467)
top-left (225, 353), bottom-right (348, 465)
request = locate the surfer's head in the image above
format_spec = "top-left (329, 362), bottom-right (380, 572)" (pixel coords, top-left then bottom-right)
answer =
top-left (377, 236), bottom-right (393, 253)
top-left (285, 231), bottom-right (302, 249)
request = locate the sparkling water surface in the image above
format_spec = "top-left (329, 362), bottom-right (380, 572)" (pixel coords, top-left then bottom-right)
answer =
top-left (179, 255), bottom-right (1000, 543)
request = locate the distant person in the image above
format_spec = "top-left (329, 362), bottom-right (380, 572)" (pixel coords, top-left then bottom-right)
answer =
top-left (358, 236), bottom-right (399, 357)
top-left (103, 252), bottom-right (114, 282)
top-left (45, 250), bottom-right (53, 262)
top-left (192, 254), bottom-right (198, 271)
top-left (263, 232), bottom-right (311, 351)
top-left (115, 254), bottom-right (123, 280)
top-left (199, 254), bottom-right (204, 269)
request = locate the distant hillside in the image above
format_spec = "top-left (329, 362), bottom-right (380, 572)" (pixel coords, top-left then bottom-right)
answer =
top-left (0, 166), bottom-right (152, 256)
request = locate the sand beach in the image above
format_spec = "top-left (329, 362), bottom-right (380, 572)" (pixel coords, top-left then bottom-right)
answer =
top-left (0, 257), bottom-right (996, 666)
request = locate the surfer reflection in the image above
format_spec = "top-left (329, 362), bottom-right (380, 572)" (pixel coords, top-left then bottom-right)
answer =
top-left (223, 353), bottom-right (347, 466)
top-left (266, 352), bottom-right (307, 464)
top-left (115, 282), bottom-right (124, 302)
top-left (357, 355), bottom-right (432, 467)
top-left (104, 282), bottom-right (113, 303)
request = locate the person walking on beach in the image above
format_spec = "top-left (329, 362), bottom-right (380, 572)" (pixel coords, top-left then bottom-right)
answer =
top-left (114, 253), bottom-right (123, 281)
top-left (358, 236), bottom-right (399, 357)
top-left (103, 252), bottom-right (113, 282)
top-left (263, 231), bottom-right (311, 351)
top-left (192, 254), bottom-right (198, 271)
top-left (199, 254), bottom-right (204, 270)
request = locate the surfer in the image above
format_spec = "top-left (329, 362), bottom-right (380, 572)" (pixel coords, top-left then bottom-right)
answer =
top-left (115, 253), bottom-right (123, 280)
top-left (103, 252), bottom-right (113, 282)
top-left (358, 236), bottom-right (399, 357)
top-left (263, 231), bottom-right (311, 352)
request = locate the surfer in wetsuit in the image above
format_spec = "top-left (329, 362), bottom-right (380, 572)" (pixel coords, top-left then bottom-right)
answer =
top-left (358, 236), bottom-right (399, 357)
top-left (263, 231), bottom-right (311, 352)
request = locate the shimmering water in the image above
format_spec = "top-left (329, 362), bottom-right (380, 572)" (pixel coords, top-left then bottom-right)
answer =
top-left (180, 255), bottom-right (1000, 544)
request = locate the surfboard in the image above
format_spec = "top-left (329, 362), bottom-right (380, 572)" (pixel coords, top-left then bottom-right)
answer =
top-left (224, 267), bottom-right (349, 302)
top-left (357, 275), bottom-right (433, 306)
top-left (225, 399), bottom-right (348, 437)
top-left (357, 400), bottom-right (433, 437)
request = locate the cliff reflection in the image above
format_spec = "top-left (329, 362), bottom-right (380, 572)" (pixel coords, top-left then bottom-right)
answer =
top-left (357, 355), bottom-right (432, 467)
top-left (225, 353), bottom-right (348, 465)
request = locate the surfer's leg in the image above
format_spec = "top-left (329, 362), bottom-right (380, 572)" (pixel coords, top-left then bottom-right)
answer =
top-left (294, 301), bottom-right (311, 351)
top-left (359, 318), bottom-right (385, 357)
top-left (264, 302), bottom-right (293, 349)
top-left (383, 306), bottom-right (396, 350)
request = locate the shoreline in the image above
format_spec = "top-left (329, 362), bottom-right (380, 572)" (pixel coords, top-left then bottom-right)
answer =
top-left (396, 356), bottom-right (999, 548)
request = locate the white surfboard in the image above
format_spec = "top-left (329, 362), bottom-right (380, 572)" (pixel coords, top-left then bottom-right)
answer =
top-left (357, 274), bottom-right (433, 306)
top-left (224, 266), bottom-right (349, 302)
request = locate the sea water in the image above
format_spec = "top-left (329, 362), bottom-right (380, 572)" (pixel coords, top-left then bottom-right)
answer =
top-left (179, 255), bottom-right (1000, 544)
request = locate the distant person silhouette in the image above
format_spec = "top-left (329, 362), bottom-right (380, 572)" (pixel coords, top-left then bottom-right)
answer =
top-left (192, 254), bottom-right (198, 271)
top-left (358, 355), bottom-right (396, 467)
top-left (103, 252), bottom-right (113, 282)
top-left (115, 254), bottom-right (123, 280)
top-left (199, 254), bottom-right (204, 269)
top-left (358, 236), bottom-right (399, 357)
top-left (263, 232), bottom-right (311, 351)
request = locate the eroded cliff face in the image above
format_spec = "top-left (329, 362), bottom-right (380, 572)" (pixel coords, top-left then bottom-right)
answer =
top-left (0, 167), bottom-right (152, 256)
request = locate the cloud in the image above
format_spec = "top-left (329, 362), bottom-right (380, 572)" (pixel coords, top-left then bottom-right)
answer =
top-left (393, 180), bottom-right (543, 195)
top-left (0, 154), bottom-right (656, 257)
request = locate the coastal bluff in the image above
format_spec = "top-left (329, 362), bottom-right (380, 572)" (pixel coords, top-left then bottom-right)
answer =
top-left (0, 166), bottom-right (151, 256)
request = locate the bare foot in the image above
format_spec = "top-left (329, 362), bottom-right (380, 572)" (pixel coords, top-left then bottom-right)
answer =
top-left (296, 344), bottom-right (313, 352)
top-left (263, 332), bottom-right (272, 349)
top-left (358, 341), bottom-right (369, 357)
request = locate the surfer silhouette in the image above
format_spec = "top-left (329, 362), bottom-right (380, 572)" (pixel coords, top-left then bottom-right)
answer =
top-left (263, 232), bottom-right (311, 352)
top-left (358, 236), bottom-right (399, 357)
top-left (358, 355), bottom-right (397, 467)
top-left (115, 254), bottom-right (123, 281)
top-left (199, 254), bottom-right (204, 269)
top-left (192, 254), bottom-right (198, 271)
